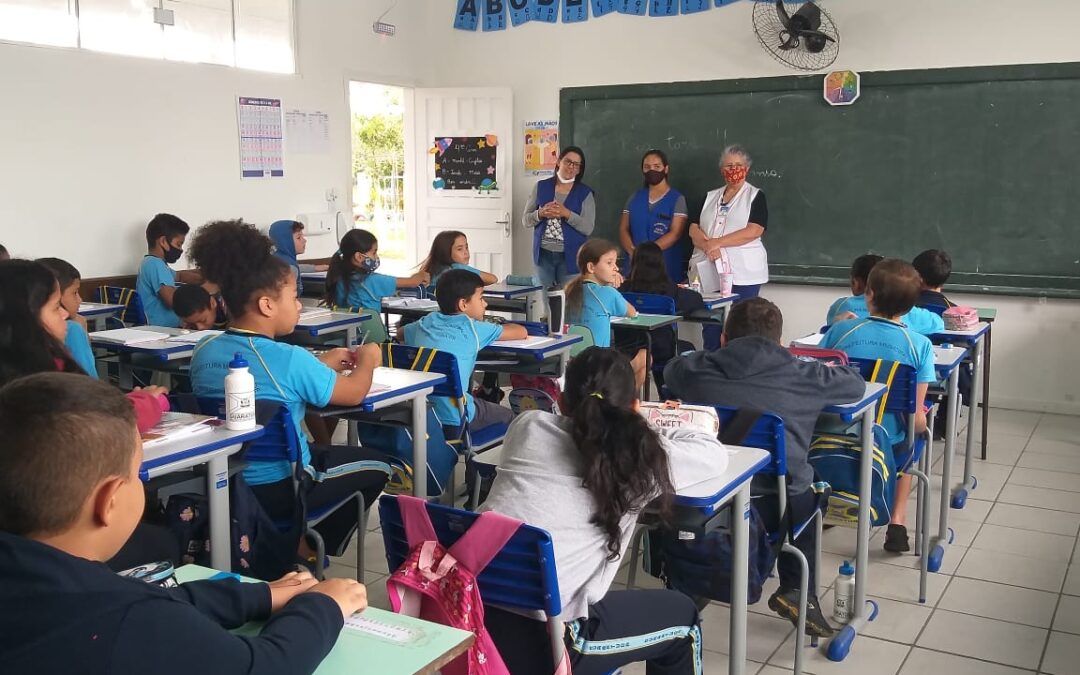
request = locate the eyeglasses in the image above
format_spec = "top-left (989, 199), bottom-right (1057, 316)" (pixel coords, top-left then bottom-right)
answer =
top-left (561, 158), bottom-right (582, 168)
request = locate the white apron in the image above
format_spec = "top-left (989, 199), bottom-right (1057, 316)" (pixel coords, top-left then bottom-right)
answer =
top-left (688, 182), bottom-right (769, 286)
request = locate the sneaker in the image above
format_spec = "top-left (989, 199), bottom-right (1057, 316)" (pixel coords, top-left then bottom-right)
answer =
top-left (768, 588), bottom-right (835, 638)
top-left (884, 524), bottom-right (910, 553)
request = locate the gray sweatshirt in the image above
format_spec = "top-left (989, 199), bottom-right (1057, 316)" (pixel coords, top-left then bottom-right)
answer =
top-left (521, 182), bottom-right (596, 252)
top-left (481, 410), bottom-right (730, 621)
top-left (664, 336), bottom-right (866, 493)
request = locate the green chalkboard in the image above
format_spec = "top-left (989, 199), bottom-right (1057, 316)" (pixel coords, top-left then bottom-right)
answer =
top-left (560, 63), bottom-right (1080, 298)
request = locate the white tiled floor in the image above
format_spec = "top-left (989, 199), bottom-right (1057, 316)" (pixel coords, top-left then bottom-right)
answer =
top-left (328, 408), bottom-right (1080, 674)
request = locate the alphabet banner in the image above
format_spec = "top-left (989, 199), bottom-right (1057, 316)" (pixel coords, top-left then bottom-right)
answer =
top-left (453, 0), bottom-right (740, 29)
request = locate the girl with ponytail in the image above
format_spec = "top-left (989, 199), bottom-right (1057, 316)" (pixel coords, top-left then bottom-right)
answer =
top-left (323, 229), bottom-right (430, 312)
top-left (481, 347), bottom-right (729, 675)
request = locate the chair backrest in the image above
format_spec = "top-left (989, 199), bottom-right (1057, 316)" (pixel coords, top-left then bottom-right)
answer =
top-left (847, 357), bottom-right (920, 418)
top-left (920, 303), bottom-right (948, 316)
top-left (379, 494), bottom-right (563, 617)
top-left (713, 405), bottom-right (787, 478)
top-left (547, 289), bottom-right (566, 334)
top-left (96, 286), bottom-right (146, 326)
top-left (566, 324), bottom-right (594, 358)
top-left (788, 346), bottom-right (850, 366)
top-left (621, 291), bottom-right (677, 316)
top-left (380, 343), bottom-right (470, 443)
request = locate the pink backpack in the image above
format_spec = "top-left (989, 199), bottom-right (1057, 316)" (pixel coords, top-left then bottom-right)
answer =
top-left (386, 496), bottom-right (521, 675)
top-left (943, 306), bottom-right (978, 331)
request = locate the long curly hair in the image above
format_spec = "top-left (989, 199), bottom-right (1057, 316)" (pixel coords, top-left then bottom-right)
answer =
top-left (562, 347), bottom-right (674, 559)
top-left (186, 220), bottom-right (291, 319)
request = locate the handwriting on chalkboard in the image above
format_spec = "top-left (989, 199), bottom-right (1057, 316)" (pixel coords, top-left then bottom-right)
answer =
top-left (431, 135), bottom-right (499, 191)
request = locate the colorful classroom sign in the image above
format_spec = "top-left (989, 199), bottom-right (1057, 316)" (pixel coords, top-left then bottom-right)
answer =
top-left (454, 0), bottom-right (741, 31)
top-left (824, 70), bottom-right (861, 106)
top-left (431, 135), bottom-right (499, 191)
top-left (523, 120), bottom-right (559, 175)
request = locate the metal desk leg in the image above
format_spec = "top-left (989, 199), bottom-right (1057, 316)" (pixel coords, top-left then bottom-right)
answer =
top-left (953, 339), bottom-right (982, 509)
top-left (980, 328), bottom-right (992, 461)
top-left (207, 452), bottom-right (233, 570)
top-left (412, 394), bottom-right (428, 498)
top-left (828, 409), bottom-right (879, 661)
top-left (527, 290), bottom-right (544, 323)
top-left (346, 326), bottom-right (357, 348)
top-left (730, 483), bottom-right (750, 675)
top-left (642, 331), bottom-right (654, 400)
top-left (929, 367), bottom-right (960, 572)
top-left (118, 352), bottom-right (133, 390)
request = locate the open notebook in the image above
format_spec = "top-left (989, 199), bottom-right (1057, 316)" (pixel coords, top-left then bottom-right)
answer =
top-left (140, 412), bottom-right (219, 448)
top-left (165, 330), bottom-right (223, 344)
top-left (90, 328), bottom-right (172, 345)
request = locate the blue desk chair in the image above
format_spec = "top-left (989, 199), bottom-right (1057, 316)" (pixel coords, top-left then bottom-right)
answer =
top-left (378, 494), bottom-right (570, 672)
top-left (95, 286), bottom-right (146, 328)
top-left (846, 358), bottom-right (936, 600)
top-left (185, 397), bottom-right (385, 582)
top-left (624, 408), bottom-right (824, 675)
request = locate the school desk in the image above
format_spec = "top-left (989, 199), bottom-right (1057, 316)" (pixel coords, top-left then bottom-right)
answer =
top-left (78, 302), bottom-right (125, 332)
top-left (977, 309), bottom-right (996, 460)
top-left (483, 281), bottom-right (545, 322)
top-left (682, 291), bottom-right (741, 330)
top-left (300, 270), bottom-right (327, 299)
top-left (930, 322), bottom-right (991, 502)
top-left (611, 313), bottom-right (681, 398)
top-left (89, 325), bottom-right (194, 390)
top-left (311, 367), bottom-right (446, 498)
top-left (140, 425), bottom-right (264, 570)
top-left (294, 311), bottom-right (372, 347)
top-left (927, 344), bottom-right (969, 576)
top-left (819, 381), bottom-right (888, 662)
top-left (475, 333), bottom-right (583, 379)
top-left (174, 565), bottom-right (474, 675)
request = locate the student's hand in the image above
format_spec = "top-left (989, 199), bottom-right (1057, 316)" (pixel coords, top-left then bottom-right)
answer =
top-left (661, 400), bottom-right (682, 409)
top-left (268, 570), bottom-right (318, 613)
top-left (611, 271), bottom-right (625, 288)
top-left (307, 577), bottom-right (368, 619)
top-left (707, 246), bottom-right (725, 262)
top-left (914, 409), bottom-right (929, 435)
top-left (354, 343), bottom-right (383, 370)
top-left (835, 311), bottom-right (857, 322)
top-left (136, 385), bottom-right (170, 397)
top-left (319, 348), bottom-right (356, 372)
top-left (416, 271), bottom-right (432, 286)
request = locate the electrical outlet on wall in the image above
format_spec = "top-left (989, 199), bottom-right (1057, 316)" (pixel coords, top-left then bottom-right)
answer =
top-left (297, 212), bottom-right (335, 235)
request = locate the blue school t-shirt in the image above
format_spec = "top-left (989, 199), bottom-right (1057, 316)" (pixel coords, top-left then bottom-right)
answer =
top-left (569, 281), bottom-right (628, 348)
top-left (828, 295), bottom-right (945, 336)
top-left (190, 331), bottom-right (336, 485)
top-left (137, 256), bottom-right (180, 327)
top-left (431, 263), bottom-right (483, 287)
top-left (822, 316), bottom-right (936, 445)
top-left (403, 312), bottom-right (502, 426)
top-left (65, 320), bottom-right (98, 379)
top-left (335, 272), bottom-right (398, 312)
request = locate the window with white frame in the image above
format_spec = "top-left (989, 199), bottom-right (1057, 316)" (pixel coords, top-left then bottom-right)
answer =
top-left (0, 0), bottom-right (294, 74)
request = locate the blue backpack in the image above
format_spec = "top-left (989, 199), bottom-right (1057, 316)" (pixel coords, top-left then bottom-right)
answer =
top-left (808, 423), bottom-right (896, 527)
top-left (354, 405), bottom-right (458, 499)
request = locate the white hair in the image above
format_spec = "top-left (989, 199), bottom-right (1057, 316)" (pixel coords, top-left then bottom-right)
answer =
top-left (720, 144), bottom-right (753, 167)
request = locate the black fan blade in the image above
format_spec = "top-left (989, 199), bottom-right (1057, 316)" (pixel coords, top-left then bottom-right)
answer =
top-left (791, 2), bottom-right (823, 31)
top-left (794, 29), bottom-right (836, 43)
top-left (774, 0), bottom-right (792, 28)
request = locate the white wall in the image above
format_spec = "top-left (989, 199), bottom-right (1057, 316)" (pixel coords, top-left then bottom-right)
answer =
top-left (0, 2), bottom-right (428, 277)
top-left (422, 0), bottom-right (1080, 413)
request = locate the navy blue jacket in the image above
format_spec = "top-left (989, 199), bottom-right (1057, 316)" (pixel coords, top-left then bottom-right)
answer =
top-left (0, 532), bottom-right (342, 674)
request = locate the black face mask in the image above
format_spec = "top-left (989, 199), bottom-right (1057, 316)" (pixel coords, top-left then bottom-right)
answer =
top-left (643, 169), bottom-right (666, 186)
top-left (163, 243), bottom-right (183, 264)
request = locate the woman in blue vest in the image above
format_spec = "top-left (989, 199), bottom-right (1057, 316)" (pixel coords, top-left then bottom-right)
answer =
top-left (522, 146), bottom-right (596, 288)
top-left (618, 149), bottom-right (689, 283)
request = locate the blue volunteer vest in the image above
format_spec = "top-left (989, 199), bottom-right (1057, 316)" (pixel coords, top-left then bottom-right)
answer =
top-left (627, 187), bottom-right (688, 283)
top-left (534, 177), bottom-right (593, 275)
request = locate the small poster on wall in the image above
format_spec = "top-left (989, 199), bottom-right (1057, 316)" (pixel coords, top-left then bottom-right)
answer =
top-left (237, 97), bottom-right (284, 178)
top-left (430, 135), bottom-right (499, 191)
top-left (523, 120), bottom-right (559, 175)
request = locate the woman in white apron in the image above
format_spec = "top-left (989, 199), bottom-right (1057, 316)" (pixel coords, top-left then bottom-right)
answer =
top-left (688, 144), bottom-right (769, 349)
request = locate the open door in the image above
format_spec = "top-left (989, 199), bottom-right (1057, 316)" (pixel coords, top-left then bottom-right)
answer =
top-left (410, 88), bottom-right (514, 279)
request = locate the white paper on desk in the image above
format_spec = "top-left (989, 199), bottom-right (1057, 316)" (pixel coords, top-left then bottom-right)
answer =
top-left (385, 298), bottom-right (438, 309)
top-left (297, 307), bottom-right (333, 321)
top-left (166, 330), bottom-right (223, 344)
top-left (489, 336), bottom-right (556, 349)
top-left (792, 332), bottom-right (825, 347)
top-left (344, 614), bottom-right (425, 645)
top-left (90, 328), bottom-right (172, 345)
top-left (695, 259), bottom-right (724, 294)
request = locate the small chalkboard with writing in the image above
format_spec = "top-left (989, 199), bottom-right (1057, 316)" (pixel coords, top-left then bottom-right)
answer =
top-left (433, 136), bottom-right (497, 190)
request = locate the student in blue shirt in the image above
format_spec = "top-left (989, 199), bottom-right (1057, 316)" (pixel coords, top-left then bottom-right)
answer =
top-left (324, 229), bottom-right (429, 313)
top-left (137, 214), bottom-right (203, 327)
top-left (187, 220), bottom-right (391, 561)
top-left (269, 219), bottom-right (328, 298)
top-left (172, 284), bottom-right (227, 330)
top-left (565, 238), bottom-right (647, 387)
top-left (404, 269), bottom-right (526, 433)
top-left (827, 254), bottom-right (944, 335)
top-left (36, 257), bottom-right (98, 378)
top-left (821, 259), bottom-right (935, 554)
top-left (419, 230), bottom-right (499, 288)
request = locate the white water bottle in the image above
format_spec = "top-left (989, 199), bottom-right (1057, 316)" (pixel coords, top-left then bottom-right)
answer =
top-left (833, 560), bottom-right (855, 624)
top-left (225, 352), bottom-right (256, 430)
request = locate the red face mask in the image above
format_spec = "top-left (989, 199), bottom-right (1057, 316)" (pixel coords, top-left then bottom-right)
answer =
top-left (721, 166), bottom-right (748, 184)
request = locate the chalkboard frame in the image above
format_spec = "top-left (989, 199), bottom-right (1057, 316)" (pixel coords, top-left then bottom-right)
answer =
top-left (560, 62), bottom-right (1080, 299)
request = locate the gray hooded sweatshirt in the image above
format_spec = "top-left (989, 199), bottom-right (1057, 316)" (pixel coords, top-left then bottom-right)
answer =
top-left (664, 336), bottom-right (866, 493)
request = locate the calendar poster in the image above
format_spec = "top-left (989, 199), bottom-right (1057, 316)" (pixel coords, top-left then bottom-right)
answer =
top-left (238, 97), bottom-right (284, 178)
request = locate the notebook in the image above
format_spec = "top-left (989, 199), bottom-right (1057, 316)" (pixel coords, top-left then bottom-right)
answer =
top-left (140, 412), bottom-right (219, 448)
top-left (90, 328), bottom-right (172, 345)
top-left (298, 307), bottom-right (334, 321)
top-left (489, 335), bottom-right (556, 349)
top-left (166, 330), bottom-right (223, 344)
top-left (384, 297), bottom-right (439, 310)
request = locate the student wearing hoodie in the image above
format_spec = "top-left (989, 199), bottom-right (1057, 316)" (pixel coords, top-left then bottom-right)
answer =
top-left (664, 297), bottom-right (865, 637)
top-left (404, 269), bottom-right (526, 432)
top-left (482, 347), bottom-right (729, 675)
top-left (0, 372), bottom-right (366, 674)
top-left (269, 219), bottom-right (328, 298)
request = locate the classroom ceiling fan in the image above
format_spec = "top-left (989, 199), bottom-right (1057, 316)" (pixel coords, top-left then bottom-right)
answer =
top-left (752, 1), bottom-right (840, 71)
